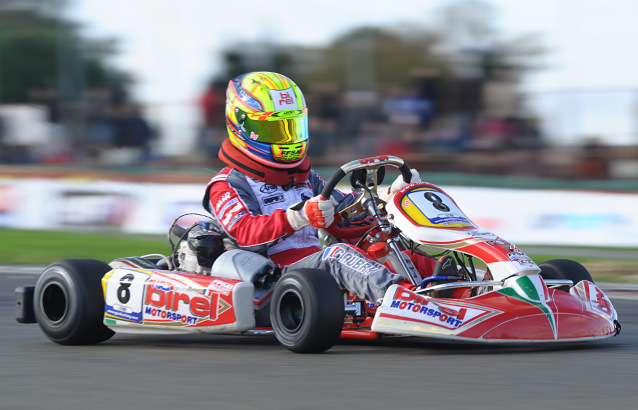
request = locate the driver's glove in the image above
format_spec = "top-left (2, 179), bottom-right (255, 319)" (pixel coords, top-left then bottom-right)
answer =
top-left (287, 195), bottom-right (338, 230)
top-left (378, 169), bottom-right (421, 203)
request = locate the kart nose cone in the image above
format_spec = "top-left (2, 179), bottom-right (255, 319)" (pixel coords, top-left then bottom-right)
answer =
top-left (480, 308), bottom-right (617, 341)
top-left (479, 283), bottom-right (618, 341)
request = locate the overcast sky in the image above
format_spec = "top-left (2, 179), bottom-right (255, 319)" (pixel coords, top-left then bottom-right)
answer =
top-left (69, 0), bottom-right (638, 145)
top-left (69, 0), bottom-right (638, 99)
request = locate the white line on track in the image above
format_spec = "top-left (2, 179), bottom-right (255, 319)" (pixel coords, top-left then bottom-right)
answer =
top-left (0, 265), bottom-right (44, 275)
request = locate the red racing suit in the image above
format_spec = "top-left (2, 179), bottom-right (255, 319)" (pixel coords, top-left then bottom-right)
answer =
top-left (203, 166), bottom-right (356, 267)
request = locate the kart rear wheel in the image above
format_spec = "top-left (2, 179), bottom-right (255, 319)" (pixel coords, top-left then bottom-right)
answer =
top-left (270, 269), bottom-right (344, 353)
top-left (539, 259), bottom-right (595, 292)
top-left (34, 259), bottom-right (114, 345)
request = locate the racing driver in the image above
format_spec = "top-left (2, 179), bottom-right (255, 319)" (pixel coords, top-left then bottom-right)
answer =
top-left (203, 71), bottom-right (435, 302)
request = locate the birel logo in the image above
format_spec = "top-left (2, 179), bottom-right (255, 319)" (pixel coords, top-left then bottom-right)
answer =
top-left (270, 88), bottom-right (298, 110)
top-left (390, 287), bottom-right (466, 328)
top-left (592, 287), bottom-right (613, 316)
top-left (359, 155), bottom-right (389, 164)
top-left (145, 286), bottom-right (219, 321)
top-left (278, 92), bottom-right (294, 105)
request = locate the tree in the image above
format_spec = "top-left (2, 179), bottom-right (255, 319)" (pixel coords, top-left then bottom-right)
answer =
top-left (0, 0), bottom-right (131, 103)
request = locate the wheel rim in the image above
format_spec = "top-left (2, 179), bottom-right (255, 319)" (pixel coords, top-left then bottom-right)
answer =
top-left (278, 289), bottom-right (304, 333)
top-left (40, 281), bottom-right (69, 324)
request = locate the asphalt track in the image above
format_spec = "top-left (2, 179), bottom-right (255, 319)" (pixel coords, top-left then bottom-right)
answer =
top-left (2, 268), bottom-right (637, 410)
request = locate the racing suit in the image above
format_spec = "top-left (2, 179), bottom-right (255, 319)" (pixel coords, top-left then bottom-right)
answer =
top-left (203, 166), bottom-right (421, 302)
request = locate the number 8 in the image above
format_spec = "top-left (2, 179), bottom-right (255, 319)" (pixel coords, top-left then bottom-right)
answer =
top-left (424, 192), bottom-right (450, 212)
top-left (117, 273), bottom-right (135, 304)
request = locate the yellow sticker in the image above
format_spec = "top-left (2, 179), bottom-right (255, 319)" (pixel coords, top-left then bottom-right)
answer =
top-left (272, 141), bottom-right (307, 162)
top-left (399, 186), bottom-right (474, 228)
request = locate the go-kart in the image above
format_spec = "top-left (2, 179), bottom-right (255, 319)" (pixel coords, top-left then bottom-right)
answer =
top-left (15, 155), bottom-right (621, 353)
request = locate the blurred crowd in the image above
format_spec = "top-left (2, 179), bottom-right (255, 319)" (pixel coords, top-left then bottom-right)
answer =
top-left (0, 86), bottom-right (155, 166)
top-left (0, 67), bottom-right (633, 182)
top-left (195, 67), bottom-right (629, 181)
top-left (1, 0), bottom-right (636, 184)
top-left (197, 66), bottom-right (544, 160)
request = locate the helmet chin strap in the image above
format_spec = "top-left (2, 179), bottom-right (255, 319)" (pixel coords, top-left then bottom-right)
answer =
top-left (219, 139), bottom-right (311, 186)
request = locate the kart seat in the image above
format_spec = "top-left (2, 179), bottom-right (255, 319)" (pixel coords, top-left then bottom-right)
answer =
top-left (210, 249), bottom-right (276, 284)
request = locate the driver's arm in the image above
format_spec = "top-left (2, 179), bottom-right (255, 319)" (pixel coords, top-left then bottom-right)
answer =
top-left (206, 179), bottom-right (296, 252)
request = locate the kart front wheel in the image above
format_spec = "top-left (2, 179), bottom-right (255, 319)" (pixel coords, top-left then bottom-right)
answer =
top-left (270, 269), bottom-right (344, 353)
top-left (539, 259), bottom-right (595, 292)
top-left (34, 259), bottom-right (114, 345)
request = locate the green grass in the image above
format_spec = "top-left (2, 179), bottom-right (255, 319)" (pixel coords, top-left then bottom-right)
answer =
top-left (1, 228), bottom-right (636, 283)
top-left (0, 229), bottom-right (169, 265)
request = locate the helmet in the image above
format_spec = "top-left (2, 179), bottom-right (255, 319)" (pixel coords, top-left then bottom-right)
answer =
top-left (225, 72), bottom-right (308, 168)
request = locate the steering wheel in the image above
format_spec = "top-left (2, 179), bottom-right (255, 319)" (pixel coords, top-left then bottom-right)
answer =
top-left (320, 155), bottom-right (412, 239)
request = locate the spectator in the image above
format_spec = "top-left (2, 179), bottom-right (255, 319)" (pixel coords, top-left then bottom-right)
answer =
top-left (107, 103), bottom-right (155, 164)
top-left (197, 80), bottom-right (226, 157)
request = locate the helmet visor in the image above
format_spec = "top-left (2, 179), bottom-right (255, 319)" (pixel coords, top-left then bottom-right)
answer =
top-left (244, 109), bottom-right (308, 144)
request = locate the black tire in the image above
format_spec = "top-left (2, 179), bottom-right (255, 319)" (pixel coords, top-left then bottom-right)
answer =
top-left (33, 259), bottom-right (114, 345)
top-left (539, 259), bottom-right (595, 292)
top-left (270, 269), bottom-right (344, 353)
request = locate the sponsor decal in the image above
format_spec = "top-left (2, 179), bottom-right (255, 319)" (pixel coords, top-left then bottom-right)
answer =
top-left (573, 281), bottom-right (615, 318)
top-left (246, 108), bottom-right (307, 121)
top-left (278, 92), bottom-right (294, 106)
top-left (322, 246), bottom-right (381, 276)
top-left (104, 269), bottom-right (151, 323)
top-left (486, 237), bottom-right (519, 251)
top-left (144, 306), bottom-right (199, 325)
top-left (222, 203), bottom-right (243, 225)
top-left (507, 252), bottom-right (535, 267)
top-left (259, 183), bottom-right (278, 194)
top-left (536, 213), bottom-right (626, 230)
top-left (217, 198), bottom-right (238, 220)
top-left (400, 186), bottom-right (474, 228)
top-left (227, 211), bottom-right (246, 231)
top-left (263, 193), bottom-right (285, 206)
top-left (148, 279), bottom-right (173, 291)
top-left (268, 88), bottom-right (298, 110)
top-left (250, 131), bottom-right (259, 140)
top-left (145, 285), bottom-right (220, 322)
top-left (57, 191), bottom-right (134, 228)
top-left (272, 142), bottom-right (306, 162)
top-left (0, 185), bottom-right (19, 214)
top-left (210, 280), bottom-right (234, 296)
top-left (214, 192), bottom-right (231, 212)
top-left (592, 288), bottom-right (613, 315)
top-left (358, 155), bottom-right (389, 164)
top-left (429, 213), bottom-right (469, 226)
top-left (389, 287), bottom-right (465, 328)
top-left (380, 286), bottom-right (500, 332)
top-left (439, 256), bottom-right (454, 271)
